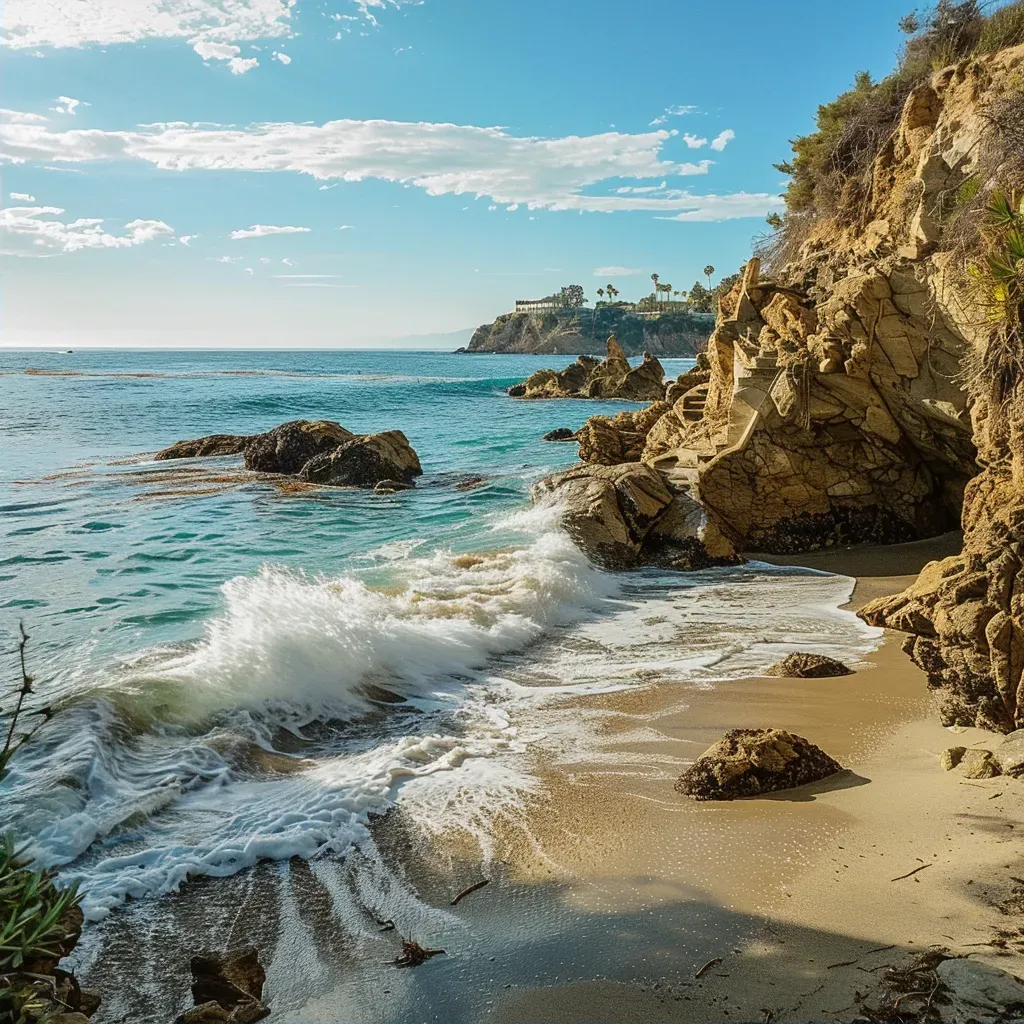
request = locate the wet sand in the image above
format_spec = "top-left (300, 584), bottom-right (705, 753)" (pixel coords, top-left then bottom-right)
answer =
top-left (487, 533), bottom-right (1024, 1022)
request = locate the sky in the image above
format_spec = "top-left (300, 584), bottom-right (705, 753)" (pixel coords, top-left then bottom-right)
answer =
top-left (1, 0), bottom-right (919, 348)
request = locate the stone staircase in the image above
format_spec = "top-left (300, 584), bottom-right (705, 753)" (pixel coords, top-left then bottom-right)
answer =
top-left (650, 350), bottom-right (783, 494)
top-left (680, 382), bottom-right (709, 423)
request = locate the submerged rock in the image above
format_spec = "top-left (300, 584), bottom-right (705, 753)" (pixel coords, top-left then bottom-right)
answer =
top-left (243, 420), bottom-right (354, 475)
top-left (299, 431), bottom-right (422, 488)
top-left (676, 728), bottom-right (843, 800)
top-left (176, 948), bottom-right (270, 1024)
top-left (543, 427), bottom-right (577, 442)
top-left (155, 434), bottom-right (251, 460)
top-left (765, 652), bottom-right (854, 678)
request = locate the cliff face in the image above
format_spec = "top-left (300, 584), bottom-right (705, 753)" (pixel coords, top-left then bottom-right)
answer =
top-left (568, 43), bottom-right (1024, 732)
top-left (468, 307), bottom-right (713, 357)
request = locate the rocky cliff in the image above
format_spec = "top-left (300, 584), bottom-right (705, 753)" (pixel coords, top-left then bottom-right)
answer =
top-left (467, 306), bottom-right (713, 356)
top-left (551, 40), bottom-right (1024, 732)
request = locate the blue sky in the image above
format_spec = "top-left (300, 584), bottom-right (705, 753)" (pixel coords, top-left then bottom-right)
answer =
top-left (1, 0), bottom-right (916, 347)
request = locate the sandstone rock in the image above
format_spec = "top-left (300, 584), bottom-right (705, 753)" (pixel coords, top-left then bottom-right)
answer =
top-left (299, 431), bottom-right (422, 488)
top-left (940, 746), bottom-right (966, 771)
top-left (675, 729), bottom-right (843, 801)
top-left (243, 420), bottom-right (354, 475)
top-left (994, 730), bottom-right (1024, 777)
top-left (155, 434), bottom-right (250, 460)
top-left (765, 652), bottom-right (854, 678)
top-left (509, 337), bottom-right (665, 402)
top-left (576, 402), bottom-right (671, 465)
top-left (935, 958), bottom-right (1024, 1024)
top-left (532, 462), bottom-right (673, 569)
top-left (958, 748), bottom-right (1001, 779)
top-left (175, 948), bottom-right (270, 1024)
top-left (543, 427), bottom-right (577, 442)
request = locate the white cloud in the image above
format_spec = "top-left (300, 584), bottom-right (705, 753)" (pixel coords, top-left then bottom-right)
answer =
top-left (272, 50), bottom-right (291, 64)
top-left (0, 108), bottom-right (47, 125)
top-left (274, 273), bottom-right (342, 278)
top-left (211, 255), bottom-right (240, 263)
top-left (228, 57), bottom-right (259, 75)
top-left (1, 0), bottom-right (418, 64)
top-left (259, 256), bottom-right (271, 263)
top-left (0, 204), bottom-right (172, 255)
top-left (594, 266), bottom-right (643, 276)
top-left (656, 191), bottom-right (782, 222)
top-left (681, 133), bottom-right (707, 149)
top-left (710, 129), bottom-right (735, 152)
top-left (50, 96), bottom-right (82, 115)
top-left (0, 114), bottom-right (772, 219)
top-left (230, 224), bottom-right (311, 239)
top-left (245, 266), bottom-right (254, 274)
top-left (282, 257), bottom-right (296, 266)
top-left (338, 224), bottom-right (353, 230)
top-left (179, 234), bottom-right (197, 245)
top-left (649, 104), bottom-right (698, 126)
top-left (10, 191), bottom-right (35, 201)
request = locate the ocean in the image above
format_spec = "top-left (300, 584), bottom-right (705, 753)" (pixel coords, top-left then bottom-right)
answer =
top-left (0, 348), bottom-right (882, 1019)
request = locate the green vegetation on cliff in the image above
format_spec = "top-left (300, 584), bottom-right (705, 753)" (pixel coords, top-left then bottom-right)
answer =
top-left (468, 306), bottom-right (715, 357)
top-left (772, 1), bottom-right (1024, 229)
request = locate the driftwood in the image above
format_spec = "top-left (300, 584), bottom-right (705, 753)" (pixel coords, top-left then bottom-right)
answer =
top-left (694, 957), bottom-right (723, 979)
top-left (891, 864), bottom-right (933, 882)
top-left (451, 879), bottom-right (490, 906)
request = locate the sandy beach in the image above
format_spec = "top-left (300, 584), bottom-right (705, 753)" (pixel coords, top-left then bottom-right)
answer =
top-left (477, 534), bottom-right (1024, 1023)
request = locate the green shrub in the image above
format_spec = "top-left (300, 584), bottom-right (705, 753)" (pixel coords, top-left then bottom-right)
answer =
top-left (975, 1), bottom-right (1024, 54)
top-left (0, 835), bottom-right (81, 972)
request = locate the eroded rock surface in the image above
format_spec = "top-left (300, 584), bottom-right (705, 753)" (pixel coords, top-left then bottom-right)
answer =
top-left (299, 431), bottom-right (422, 488)
top-left (176, 948), bottom-right (270, 1024)
top-left (510, 337), bottom-right (666, 402)
top-left (766, 653), bottom-right (854, 678)
top-left (153, 420), bottom-right (422, 491)
top-left (675, 728), bottom-right (843, 800)
top-left (155, 435), bottom-right (250, 460)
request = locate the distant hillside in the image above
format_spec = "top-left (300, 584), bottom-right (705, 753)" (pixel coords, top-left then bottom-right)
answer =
top-left (464, 306), bottom-right (714, 357)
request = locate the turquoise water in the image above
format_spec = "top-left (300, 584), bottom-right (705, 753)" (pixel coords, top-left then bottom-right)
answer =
top-left (0, 348), bottom-right (881, 1019)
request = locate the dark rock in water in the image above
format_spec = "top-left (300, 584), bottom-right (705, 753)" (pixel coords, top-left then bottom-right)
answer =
top-left (176, 948), bottom-right (269, 1024)
top-left (243, 420), bottom-right (354, 475)
top-left (765, 652), bottom-right (854, 678)
top-left (299, 431), bottom-right (422, 488)
top-left (155, 435), bottom-right (250, 460)
top-left (676, 728), bottom-right (843, 800)
top-left (454, 475), bottom-right (487, 491)
top-left (543, 428), bottom-right (577, 442)
top-left (507, 383), bottom-right (527, 397)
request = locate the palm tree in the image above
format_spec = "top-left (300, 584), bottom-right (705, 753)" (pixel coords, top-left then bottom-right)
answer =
top-left (607, 284), bottom-right (619, 302)
top-left (704, 265), bottom-right (715, 290)
top-left (597, 287), bottom-right (605, 302)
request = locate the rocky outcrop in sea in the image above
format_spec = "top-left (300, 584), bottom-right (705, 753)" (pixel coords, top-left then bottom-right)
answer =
top-left (156, 420), bottom-right (422, 490)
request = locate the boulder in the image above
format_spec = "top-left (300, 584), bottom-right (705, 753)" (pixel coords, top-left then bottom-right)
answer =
top-left (675, 728), bottom-right (843, 800)
top-left (940, 746), bottom-right (967, 771)
top-left (958, 748), bottom-right (1001, 779)
top-left (994, 730), bottom-right (1024, 776)
top-left (374, 479), bottom-right (415, 494)
top-left (155, 435), bottom-right (250, 460)
top-left (175, 948), bottom-right (269, 1024)
top-left (765, 652), bottom-right (854, 678)
top-left (243, 420), bottom-right (354, 475)
top-left (299, 431), bottom-right (422, 488)
top-left (543, 427), bottom-right (577, 442)
top-left (532, 462), bottom-right (674, 569)
top-left (935, 958), bottom-right (1024, 1023)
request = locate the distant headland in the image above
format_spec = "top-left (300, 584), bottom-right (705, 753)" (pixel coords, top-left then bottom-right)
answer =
top-left (460, 274), bottom-right (736, 356)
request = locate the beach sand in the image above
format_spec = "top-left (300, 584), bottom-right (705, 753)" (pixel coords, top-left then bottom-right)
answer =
top-left (481, 533), bottom-right (1024, 1022)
